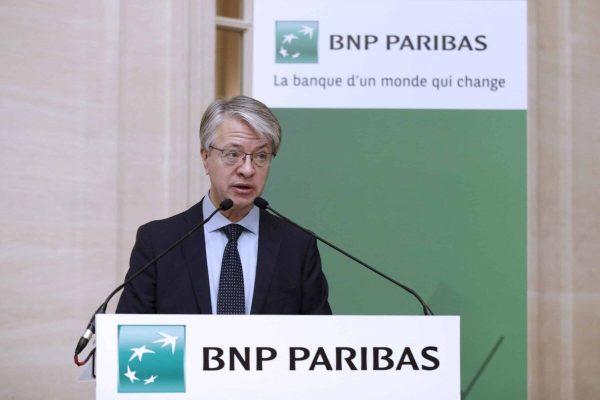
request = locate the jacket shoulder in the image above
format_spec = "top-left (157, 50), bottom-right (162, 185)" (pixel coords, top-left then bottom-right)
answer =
top-left (260, 208), bottom-right (315, 243)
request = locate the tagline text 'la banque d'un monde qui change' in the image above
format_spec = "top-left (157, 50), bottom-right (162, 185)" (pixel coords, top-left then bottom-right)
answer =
top-left (274, 74), bottom-right (507, 92)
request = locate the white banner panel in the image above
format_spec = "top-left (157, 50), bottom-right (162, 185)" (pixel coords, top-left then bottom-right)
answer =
top-left (252, 0), bottom-right (526, 109)
top-left (96, 314), bottom-right (460, 400)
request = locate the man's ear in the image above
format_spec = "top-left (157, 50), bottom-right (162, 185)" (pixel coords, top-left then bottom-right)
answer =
top-left (201, 147), bottom-right (209, 175)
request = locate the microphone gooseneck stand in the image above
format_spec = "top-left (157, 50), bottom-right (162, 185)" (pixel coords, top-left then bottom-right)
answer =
top-left (73, 198), bottom-right (234, 366)
top-left (253, 197), bottom-right (434, 316)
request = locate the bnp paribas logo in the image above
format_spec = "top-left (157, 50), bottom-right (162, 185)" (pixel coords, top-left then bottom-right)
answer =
top-left (118, 325), bottom-right (185, 393)
top-left (275, 21), bottom-right (318, 64)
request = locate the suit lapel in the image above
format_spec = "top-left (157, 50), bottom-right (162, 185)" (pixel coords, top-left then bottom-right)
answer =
top-left (180, 199), bottom-right (212, 314)
top-left (251, 210), bottom-right (282, 314)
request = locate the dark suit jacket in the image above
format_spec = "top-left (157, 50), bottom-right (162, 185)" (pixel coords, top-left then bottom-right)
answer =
top-left (116, 200), bottom-right (332, 315)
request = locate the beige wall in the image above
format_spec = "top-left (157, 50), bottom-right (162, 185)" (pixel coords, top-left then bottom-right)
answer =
top-left (0, 1), bottom-right (599, 399)
top-left (0, 1), bottom-right (214, 398)
top-left (528, 0), bottom-right (600, 399)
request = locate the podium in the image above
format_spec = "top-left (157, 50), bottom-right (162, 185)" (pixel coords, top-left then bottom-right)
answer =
top-left (96, 314), bottom-right (460, 399)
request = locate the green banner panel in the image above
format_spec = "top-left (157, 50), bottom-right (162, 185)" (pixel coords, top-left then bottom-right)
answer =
top-left (265, 108), bottom-right (526, 399)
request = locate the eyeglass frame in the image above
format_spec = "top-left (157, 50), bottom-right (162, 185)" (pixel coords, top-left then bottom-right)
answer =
top-left (209, 145), bottom-right (275, 167)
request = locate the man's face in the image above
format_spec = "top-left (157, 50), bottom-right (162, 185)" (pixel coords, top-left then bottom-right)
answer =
top-left (201, 117), bottom-right (272, 221)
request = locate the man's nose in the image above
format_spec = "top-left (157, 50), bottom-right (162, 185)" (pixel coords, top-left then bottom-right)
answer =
top-left (237, 155), bottom-right (256, 176)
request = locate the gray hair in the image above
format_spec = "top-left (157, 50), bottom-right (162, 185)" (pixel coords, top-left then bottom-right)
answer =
top-left (199, 96), bottom-right (282, 155)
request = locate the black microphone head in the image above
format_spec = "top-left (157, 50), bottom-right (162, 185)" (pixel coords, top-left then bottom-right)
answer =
top-left (220, 199), bottom-right (234, 211)
top-left (254, 197), bottom-right (269, 209)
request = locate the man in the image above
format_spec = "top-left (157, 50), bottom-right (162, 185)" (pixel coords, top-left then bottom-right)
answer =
top-left (116, 96), bottom-right (331, 315)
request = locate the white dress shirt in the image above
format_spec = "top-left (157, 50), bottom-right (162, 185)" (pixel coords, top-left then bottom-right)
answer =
top-left (202, 195), bottom-right (259, 314)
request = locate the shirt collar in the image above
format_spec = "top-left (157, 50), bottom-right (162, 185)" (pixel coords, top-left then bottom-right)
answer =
top-left (202, 193), bottom-right (259, 235)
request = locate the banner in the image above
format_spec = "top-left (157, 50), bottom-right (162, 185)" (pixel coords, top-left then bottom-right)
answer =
top-left (253, 1), bottom-right (527, 399)
top-left (253, 0), bottom-right (525, 109)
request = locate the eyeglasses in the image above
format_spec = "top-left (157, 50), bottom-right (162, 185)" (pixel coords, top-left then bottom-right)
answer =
top-left (209, 145), bottom-right (274, 168)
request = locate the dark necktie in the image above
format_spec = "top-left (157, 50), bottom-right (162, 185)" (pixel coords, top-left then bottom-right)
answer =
top-left (217, 224), bottom-right (245, 314)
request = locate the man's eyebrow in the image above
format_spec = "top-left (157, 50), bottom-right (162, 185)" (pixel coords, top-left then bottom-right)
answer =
top-left (222, 143), bottom-right (270, 152)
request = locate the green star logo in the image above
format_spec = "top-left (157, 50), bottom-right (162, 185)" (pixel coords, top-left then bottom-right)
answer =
top-left (275, 21), bottom-right (319, 64)
top-left (117, 325), bottom-right (185, 393)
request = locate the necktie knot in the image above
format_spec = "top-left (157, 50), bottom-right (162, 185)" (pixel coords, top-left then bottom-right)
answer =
top-left (222, 224), bottom-right (243, 242)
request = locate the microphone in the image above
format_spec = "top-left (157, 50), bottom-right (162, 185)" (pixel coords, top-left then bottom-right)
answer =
top-left (254, 197), bottom-right (434, 316)
top-left (74, 198), bottom-right (234, 365)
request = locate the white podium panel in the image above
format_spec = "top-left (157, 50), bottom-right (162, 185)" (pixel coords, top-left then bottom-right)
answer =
top-left (96, 314), bottom-right (460, 400)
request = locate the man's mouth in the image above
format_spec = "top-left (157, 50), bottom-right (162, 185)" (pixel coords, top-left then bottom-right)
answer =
top-left (231, 184), bottom-right (254, 194)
